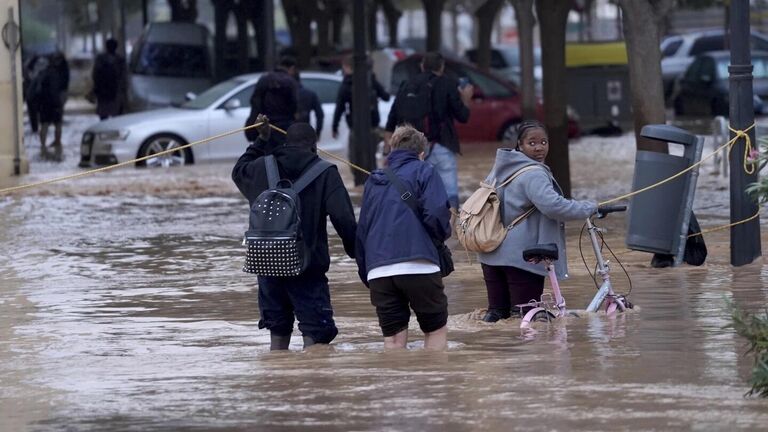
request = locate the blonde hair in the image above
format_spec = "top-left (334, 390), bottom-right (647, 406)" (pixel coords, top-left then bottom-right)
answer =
top-left (391, 124), bottom-right (428, 153)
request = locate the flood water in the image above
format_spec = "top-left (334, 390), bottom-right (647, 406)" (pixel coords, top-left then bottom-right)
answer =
top-left (1, 136), bottom-right (767, 431)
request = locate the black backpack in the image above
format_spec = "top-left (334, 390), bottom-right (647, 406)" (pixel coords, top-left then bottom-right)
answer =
top-left (243, 155), bottom-right (332, 277)
top-left (395, 74), bottom-right (434, 133)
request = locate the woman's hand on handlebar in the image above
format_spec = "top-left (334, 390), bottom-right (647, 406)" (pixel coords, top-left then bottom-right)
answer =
top-left (596, 204), bottom-right (628, 219)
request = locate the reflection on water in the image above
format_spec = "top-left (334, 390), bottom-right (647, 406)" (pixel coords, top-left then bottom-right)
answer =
top-left (1, 141), bottom-right (767, 431)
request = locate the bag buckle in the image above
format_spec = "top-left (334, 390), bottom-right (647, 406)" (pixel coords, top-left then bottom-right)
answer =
top-left (400, 191), bottom-right (412, 200)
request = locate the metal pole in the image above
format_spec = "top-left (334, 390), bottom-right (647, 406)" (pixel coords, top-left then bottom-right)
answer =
top-left (263, 0), bottom-right (275, 71)
top-left (728, 0), bottom-right (761, 266)
top-left (142, 0), bottom-right (149, 26)
top-left (5, 7), bottom-right (21, 176)
top-left (351, 0), bottom-right (373, 186)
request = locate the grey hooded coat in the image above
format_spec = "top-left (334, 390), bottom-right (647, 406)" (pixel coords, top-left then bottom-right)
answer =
top-left (478, 148), bottom-right (598, 279)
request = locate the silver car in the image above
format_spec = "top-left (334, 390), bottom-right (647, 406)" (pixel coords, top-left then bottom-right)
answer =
top-left (80, 72), bottom-right (393, 168)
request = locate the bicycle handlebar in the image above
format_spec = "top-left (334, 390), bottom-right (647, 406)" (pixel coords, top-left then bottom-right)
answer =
top-left (596, 205), bottom-right (627, 219)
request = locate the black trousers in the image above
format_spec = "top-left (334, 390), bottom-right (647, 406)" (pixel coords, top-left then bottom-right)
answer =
top-left (481, 264), bottom-right (545, 311)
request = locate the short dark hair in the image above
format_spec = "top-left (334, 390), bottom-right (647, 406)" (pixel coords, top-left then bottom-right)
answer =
top-left (106, 38), bottom-right (118, 53)
top-left (286, 123), bottom-right (317, 150)
top-left (391, 124), bottom-right (427, 154)
top-left (279, 55), bottom-right (297, 69)
top-left (421, 52), bottom-right (444, 73)
top-left (516, 120), bottom-right (547, 147)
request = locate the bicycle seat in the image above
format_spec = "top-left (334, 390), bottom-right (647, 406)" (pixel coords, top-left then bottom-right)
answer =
top-left (523, 243), bottom-right (559, 262)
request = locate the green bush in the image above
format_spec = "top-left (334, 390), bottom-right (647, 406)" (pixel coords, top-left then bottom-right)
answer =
top-left (729, 303), bottom-right (768, 397)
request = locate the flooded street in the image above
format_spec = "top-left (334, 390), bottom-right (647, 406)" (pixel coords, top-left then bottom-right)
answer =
top-left (1, 133), bottom-right (767, 430)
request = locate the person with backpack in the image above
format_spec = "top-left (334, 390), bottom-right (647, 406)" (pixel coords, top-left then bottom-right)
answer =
top-left (231, 115), bottom-right (357, 350)
top-left (385, 52), bottom-right (474, 211)
top-left (355, 125), bottom-right (452, 350)
top-left (92, 38), bottom-right (127, 120)
top-left (243, 56), bottom-right (299, 156)
top-left (476, 121), bottom-right (598, 322)
top-left (332, 55), bottom-right (390, 185)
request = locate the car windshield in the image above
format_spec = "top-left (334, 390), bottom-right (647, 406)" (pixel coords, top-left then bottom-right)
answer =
top-left (132, 42), bottom-right (210, 78)
top-left (717, 57), bottom-right (768, 79)
top-left (181, 79), bottom-right (244, 109)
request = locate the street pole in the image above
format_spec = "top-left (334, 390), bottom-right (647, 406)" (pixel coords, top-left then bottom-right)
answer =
top-left (351, 0), bottom-right (373, 186)
top-left (142, 0), bottom-right (149, 26)
top-left (728, 0), bottom-right (761, 266)
top-left (4, 7), bottom-right (21, 176)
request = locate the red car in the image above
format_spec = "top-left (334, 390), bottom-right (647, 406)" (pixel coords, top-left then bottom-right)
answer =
top-left (390, 54), bottom-right (580, 142)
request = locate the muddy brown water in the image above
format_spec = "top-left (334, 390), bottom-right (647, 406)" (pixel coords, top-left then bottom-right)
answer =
top-left (1, 137), bottom-right (767, 431)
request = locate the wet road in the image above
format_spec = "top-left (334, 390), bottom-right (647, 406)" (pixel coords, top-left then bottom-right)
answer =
top-left (1, 136), bottom-right (767, 431)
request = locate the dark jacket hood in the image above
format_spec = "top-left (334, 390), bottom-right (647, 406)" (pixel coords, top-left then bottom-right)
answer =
top-left (369, 149), bottom-right (421, 185)
top-left (270, 144), bottom-right (319, 179)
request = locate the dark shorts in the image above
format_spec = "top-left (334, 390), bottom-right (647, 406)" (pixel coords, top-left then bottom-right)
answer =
top-left (368, 272), bottom-right (448, 337)
top-left (256, 273), bottom-right (338, 344)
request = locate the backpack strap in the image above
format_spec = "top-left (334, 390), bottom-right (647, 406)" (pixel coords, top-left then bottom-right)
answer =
top-left (495, 165), bottom-right (541, 228)
top-left (292, 159), bottom-right (333, 193)
top-left (384, 168), bottom-right (442, 250)
top-left (496, 165), bottom-right (540, 189)
top-left (264, 155), bottom-right (279, 189)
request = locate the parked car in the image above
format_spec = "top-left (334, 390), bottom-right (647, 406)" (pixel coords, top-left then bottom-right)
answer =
top-left (672, 51), bottom-right (768, 117)
top-left (661, 29), bottom-right (768, 102)
top-left (390, 54), bottom-right (579, 143)
top-left (79, 72), bottom-right (393, 168)
top-left (465, 45), bottom-right (542, 88)
top-left (128, 22), bottom-right (214, 112)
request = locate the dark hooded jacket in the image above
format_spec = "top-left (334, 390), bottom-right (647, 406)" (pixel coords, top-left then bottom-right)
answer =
top-left (355, 149), bottom-right (451, 285)
top-left (232, 142), bottom-right (357, 276)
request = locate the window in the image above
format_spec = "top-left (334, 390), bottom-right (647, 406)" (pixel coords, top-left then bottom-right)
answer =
top-left (684, 58), bottom-right (702, 82)
top-left (302, 78), bottom-right (341, 104)
top-left (751, 36), bottom-right (768, 52)
top-left (222, 84), bottom-right (255, 109)
top-left (698, 57), bottom-right (716, 81)
top-left (461, 67), bottom-right (511, 98)
top-left (181, 79), bottom-right (244, 110)
top-left (132, 43), bottom-right (210, 78)
top-left (690, 36), bottom-right (724, 56)
top-left (662, 39), bottom-right (683, 58)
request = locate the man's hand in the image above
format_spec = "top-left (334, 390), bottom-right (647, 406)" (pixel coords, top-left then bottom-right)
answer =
top-left (459, 84), bottom-right (474, 107)
top-left (255, 114), bottom-right (271, 141)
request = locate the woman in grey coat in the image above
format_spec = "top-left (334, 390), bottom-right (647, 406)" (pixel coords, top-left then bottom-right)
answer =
top-left (479, 121), bottom-right (598, 322)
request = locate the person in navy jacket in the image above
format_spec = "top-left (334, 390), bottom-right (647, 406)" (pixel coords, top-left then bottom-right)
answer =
top-left (355, 125), bottom-right (452, 350)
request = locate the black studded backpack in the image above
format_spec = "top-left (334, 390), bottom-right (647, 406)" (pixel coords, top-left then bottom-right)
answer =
top-left (243, 155), bottom-right (332, 277)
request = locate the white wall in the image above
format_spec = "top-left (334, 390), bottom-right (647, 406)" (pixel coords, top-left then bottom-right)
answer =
top-left (0, 0), bottom-right (27, 178)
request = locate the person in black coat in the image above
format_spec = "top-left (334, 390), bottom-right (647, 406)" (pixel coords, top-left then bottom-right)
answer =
top-left (38, 51), bottom-right (69, 158)
top-left (293, 71), bottom-right (324, 139)
top-left (243, 56), bottom-right (299, 156)
top-left (92, 38), bottom-right (127, 120)
top-left (231, 115), bottom-right (357, 350)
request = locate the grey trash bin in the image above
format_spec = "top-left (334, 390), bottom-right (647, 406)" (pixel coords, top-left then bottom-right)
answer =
top-left (625, 125), bottom-right (704, 266)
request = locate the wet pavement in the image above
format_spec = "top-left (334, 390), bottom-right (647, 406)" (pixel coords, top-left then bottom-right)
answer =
top-left (1, 124), bottom-right (768, 430)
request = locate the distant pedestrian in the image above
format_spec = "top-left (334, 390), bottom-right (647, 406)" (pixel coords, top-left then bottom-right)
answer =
top-left (23, 54), bottom-right (48, 134)
top-left (292, 70), bottom-right (324, 139)
top-left (38, 51), bottom-right (69, 157)
top-left (243, 56), bottom-right (299, 156)
top-left (332, 55), bottom-right (390, 185)
top-left (355, 125), bottom-right (452, 350)
top-left (92, 38), bottom-right (127, 120)
top-left (386, 52), bottom-right (473, 211)
top-left (231, 115), bottom-right (357, 351)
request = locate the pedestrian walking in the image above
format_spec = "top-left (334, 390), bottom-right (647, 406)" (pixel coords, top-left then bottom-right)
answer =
top-left (23, 54), bottom-right (48, 134)
top-left (355, 125), bottom-right (452, 350)
top-left (243, 56), bottom-right (299, 156)
top-left (232, 115), bottom-right (357, 350)
top-left (477, 121), bottom-right (597, 322)
top-left (292, 70), bottom-right (324, 139)
top-left (332, 55), bottom-right (390, 185)
top-left (92, 38), bottom-right (127, 120)
top-left (386, 52), bottom-right (473, 211)
top-left (38, 51), bottom-right (69, 159)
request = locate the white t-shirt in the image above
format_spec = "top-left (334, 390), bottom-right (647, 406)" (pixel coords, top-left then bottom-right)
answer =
top-left (367, 259), bottom-right (440, 282)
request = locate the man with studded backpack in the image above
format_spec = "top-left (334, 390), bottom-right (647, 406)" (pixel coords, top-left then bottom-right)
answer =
top-left (232, 116), bottom-right (357, 350)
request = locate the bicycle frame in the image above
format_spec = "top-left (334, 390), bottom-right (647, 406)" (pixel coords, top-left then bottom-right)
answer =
top-left (584, 216), bottom-right (625, 314)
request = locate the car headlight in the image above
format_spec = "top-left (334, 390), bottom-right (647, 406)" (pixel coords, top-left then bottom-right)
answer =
top-left (96, 130), bottom-right (130, 141)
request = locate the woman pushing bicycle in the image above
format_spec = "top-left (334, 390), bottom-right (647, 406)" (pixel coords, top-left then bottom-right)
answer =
top-left (478, 120), bottom-right (598, 323)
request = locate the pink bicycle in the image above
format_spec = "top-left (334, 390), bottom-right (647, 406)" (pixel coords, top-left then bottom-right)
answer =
top-left (517, 205), bottom-right (633, 327)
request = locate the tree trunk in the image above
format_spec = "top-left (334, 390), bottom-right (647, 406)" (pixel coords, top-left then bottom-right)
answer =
top-left (236, 7), bottom-right (249, 73)
top-left (475, 0), bottom-right (505, 72)
top-left (316, 1), bottom-right (332, 57)
top-left (536, 0), bottom-right (571, 197)
top-left (510, 0), bottom-right (536, 119)
top-left (379, 0), bottom-right (401, 47)
top-left (422, 0), bottom-right (446, 52)
top-left (618, 0), bottom-right (673, 153)
top-left (330, 0), bottom-right (347, 47)
top-left (167, 0), bottom-right (198, 22)
top-left (282, 0), bottom-right (313, 68)
top-left (212, 0), bottom-right (229, 79)
top-left (368, 0), bottom-right (378, 49)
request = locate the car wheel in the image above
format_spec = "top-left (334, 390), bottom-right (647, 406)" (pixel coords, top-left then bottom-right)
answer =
top-left (499, 120), bottom-right (522, 144)
top-left (136, 134), bottom-right (193, 168)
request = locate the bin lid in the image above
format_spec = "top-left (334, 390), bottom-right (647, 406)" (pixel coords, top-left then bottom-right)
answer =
top-left (640, 124), bottom-right (698, 146)
top-left (565, 42), bottom-right (628, 67)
